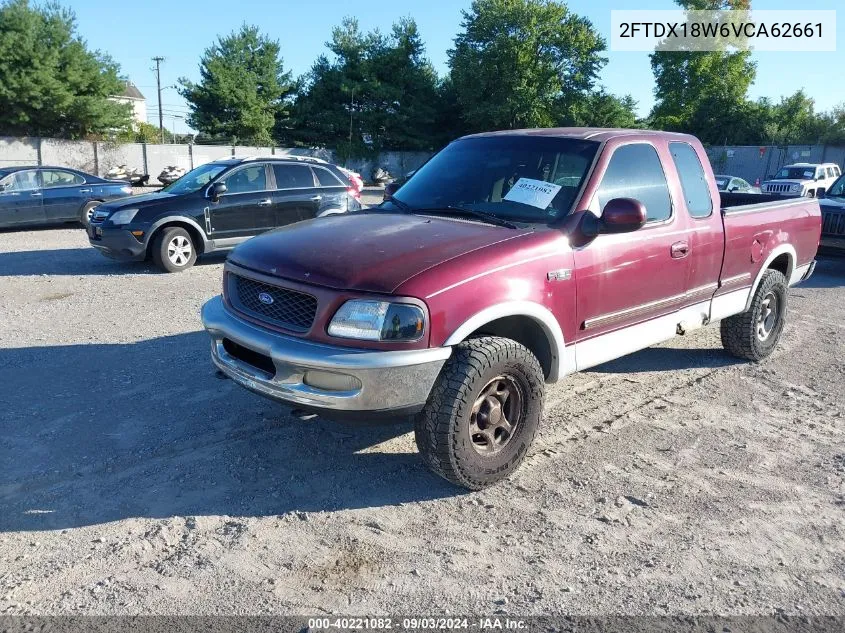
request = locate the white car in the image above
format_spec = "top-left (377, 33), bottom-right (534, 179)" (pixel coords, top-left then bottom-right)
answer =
top-left (761, 162), bottom-right (842, 197)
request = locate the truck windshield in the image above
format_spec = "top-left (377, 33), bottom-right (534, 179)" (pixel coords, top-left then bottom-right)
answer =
top-left (773, 167), bottom-right (816, 180)
top-left (161, 162), bottom-right (228, 194)
top-left (827, 175), bottom-right (845, 199)
top-left (389, 136), bottom-right (599, 223)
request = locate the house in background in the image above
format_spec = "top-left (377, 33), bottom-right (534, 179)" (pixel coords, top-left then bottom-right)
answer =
top-left (110, 82), bottom-right (147, 128)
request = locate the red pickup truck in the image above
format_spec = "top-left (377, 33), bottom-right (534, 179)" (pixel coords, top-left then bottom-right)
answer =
top-left (201, 128), bottom-right (821, 490)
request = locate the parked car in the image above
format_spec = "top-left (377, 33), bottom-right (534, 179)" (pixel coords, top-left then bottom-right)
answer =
top-left (715, 174), bottom-right (760, 194)
top-left (0, 166), bottom-right (132, 229)
top-left (819, 173), bottom-right (845, 253)
top-left (88, 156), bottom-right (362, 272)
top-left (338, 166), bottom-right (364, 195)
top-left (201, 128), bottom-right (820, 489)
top-left (761, 162), bottom-right (841, 197)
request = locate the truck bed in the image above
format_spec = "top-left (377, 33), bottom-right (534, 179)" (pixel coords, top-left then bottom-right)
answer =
top-left (717, 192), bottom-right (821, 300)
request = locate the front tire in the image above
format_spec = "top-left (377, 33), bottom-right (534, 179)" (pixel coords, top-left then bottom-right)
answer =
top-left (414, 336), bottom-right (545, 490)
top-left (721, 269), bottom-right (788, 361)
top-left (151, 227), bottom-right (197, 272)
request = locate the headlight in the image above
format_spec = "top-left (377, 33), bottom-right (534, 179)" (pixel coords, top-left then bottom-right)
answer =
top-left (791, 184), bottom-right (801, 192)
top-left (328, 300), bottom-right (425, 341)
top-left (109, 208), bottom-right (138, 225)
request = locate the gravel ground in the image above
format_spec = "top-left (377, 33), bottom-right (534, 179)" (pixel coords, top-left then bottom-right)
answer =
top-left (0, 224), bottom-right (843, 616)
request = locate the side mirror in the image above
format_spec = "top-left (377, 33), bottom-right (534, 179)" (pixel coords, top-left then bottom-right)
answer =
top-left (383, 181), bottom-right (400, 202)
top-left (816, 189), bottom-right (826, 199)
top-left (209, 182), bottom-right (227, 202)
top-left (598, 198), bottom-right (647, 234)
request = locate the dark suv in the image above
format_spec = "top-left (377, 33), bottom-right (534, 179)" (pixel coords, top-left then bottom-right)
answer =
top-left (88, 156), bottom-right (362, 272)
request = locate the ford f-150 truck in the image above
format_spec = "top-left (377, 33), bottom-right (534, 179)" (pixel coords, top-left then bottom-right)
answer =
top-left (201, 128), bottom-right (821, 490)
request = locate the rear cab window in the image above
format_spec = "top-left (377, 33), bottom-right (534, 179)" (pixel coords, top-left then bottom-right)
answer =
top-left (273, 164), bottom-right (316, 189)
top-left (595, 143), bottom-right (671, 223)
top-left (668, 142), bottom-right (713, 219)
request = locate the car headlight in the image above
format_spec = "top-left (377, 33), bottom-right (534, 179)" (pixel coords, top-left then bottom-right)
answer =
top-left (109, 208), bottom-right (138, 225)
top-left (791, 184), bottom-right (801, 192)
top-left (328, 300), bottom-right (425, 341)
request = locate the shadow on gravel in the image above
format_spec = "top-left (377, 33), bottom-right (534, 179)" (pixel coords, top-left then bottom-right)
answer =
top-left (800, 256), bottom-right (845, 289)
top-left (0, 247), bottom-right (227, 276)
top-left (0, 332), bottom-right (458, 532)
top-left (590, 345), bottom-right (742, 374)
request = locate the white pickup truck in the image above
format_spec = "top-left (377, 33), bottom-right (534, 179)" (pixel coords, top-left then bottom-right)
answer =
top-left (762, 162), bottom-right (842, 198)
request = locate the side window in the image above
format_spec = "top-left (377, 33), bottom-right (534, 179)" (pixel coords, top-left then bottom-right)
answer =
top-left (668, 142), bottom-right (712, 218)
top-left (41, 170), bottom-right (84, 187)
top-left (596, 143), bottom-right (671, 223)
top-left (313, 167), bottom-right (344, 188)
top-left (2, 170), bottom-right (39, 192)
top-left (272, 164), bottom-right (315, 189)
top-left (826, 167), bottom-right (836, 178)
top-left (816, 168), bottom-right (825, 180)
top-left (737, 179), bottom-right (750, 191)
top-left (223, 165), bottom-right (267, 194)
top-left (835, 166), bottom-right (842, 177)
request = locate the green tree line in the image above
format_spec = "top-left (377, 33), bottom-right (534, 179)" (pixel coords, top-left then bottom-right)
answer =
top-left (1, 0), bottom-right (843, 151)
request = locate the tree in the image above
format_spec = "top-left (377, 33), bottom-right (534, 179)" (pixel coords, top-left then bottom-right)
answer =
top-left (448, 0), bottom-right (606, 132)
top-left (179, 25), bottom-right (294, 145)
top-left (117, 121), bottom-right (173, 144)
top-left (573, 91), bottom-right (640, 128)
top-left (290, 17), bottom-right (442, 157)
top-left (649, 0), bottom-right (755, 142)
top-left (0, 0), bottom-right (132, 138)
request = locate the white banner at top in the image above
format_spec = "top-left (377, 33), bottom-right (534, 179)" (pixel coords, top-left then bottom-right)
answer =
top-left (610, 10), bottom-right (836, 52)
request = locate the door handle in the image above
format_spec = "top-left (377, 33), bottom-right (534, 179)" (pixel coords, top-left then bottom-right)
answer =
top-left (310, 195), bottom-right (322, 201)
top-left (670, 241), bottom-right (690, 258)
top-left (78, 188), bottom-right (92, 193)
top-left (257, 198), bottom-right (272, 207)
top-left (30, 191), bottom-right (42, 197)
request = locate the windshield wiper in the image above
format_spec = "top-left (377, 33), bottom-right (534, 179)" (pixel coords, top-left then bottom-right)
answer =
top-left (414, 205), bottom-right (518, 229)
top-left (387, 197), bottom-right (413, 212)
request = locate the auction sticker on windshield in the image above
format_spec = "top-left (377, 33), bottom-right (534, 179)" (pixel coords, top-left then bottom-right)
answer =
top-left (504, 178), bottom-right (562, 209)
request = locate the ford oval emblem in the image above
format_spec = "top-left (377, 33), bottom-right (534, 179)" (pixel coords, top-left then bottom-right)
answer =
top-left (258, 292), bottom-right (274, 306)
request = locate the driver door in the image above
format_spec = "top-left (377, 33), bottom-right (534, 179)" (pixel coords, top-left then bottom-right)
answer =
top-left (0, 170), bottom-right (45, 227)
top-left (209, 163), bottom-right (271, 245)
top-left (573, 141), bottom-right (691, 370)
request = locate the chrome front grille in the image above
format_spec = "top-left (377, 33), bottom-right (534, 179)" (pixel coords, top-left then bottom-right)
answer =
top-left (822, 210), bottom-right (845, 236)
top-left (765, 183), bottom-right (795, 194)
top-left (91, 209), bottom-right (110, 223)
top-left (228, 274), bottom-right (317, 332)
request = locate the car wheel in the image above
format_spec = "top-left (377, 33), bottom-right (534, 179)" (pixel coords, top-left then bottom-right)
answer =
top-left (79, 201), bottom-right (100, 228)
top-left (414, 336), bottom-right (544, 490)
top-left (151, 227), bottom-right (197, 273)
top-left (720, 269), bottom-right (788, 362)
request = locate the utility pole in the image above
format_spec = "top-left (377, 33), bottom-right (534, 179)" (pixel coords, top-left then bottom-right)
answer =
top-left (152, 56), bottom-right (165, 144)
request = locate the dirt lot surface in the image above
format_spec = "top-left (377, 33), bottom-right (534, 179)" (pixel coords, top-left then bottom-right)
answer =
top-left (0, 225), bottom-right (843, 616)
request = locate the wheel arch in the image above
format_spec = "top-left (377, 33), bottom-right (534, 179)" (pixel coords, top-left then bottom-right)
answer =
top-left (443, 301), bottom-right (572, 383)
top-left (146, 217), bottom-right (209, 255)
top-left (744, 244), bottom-right (795, 312)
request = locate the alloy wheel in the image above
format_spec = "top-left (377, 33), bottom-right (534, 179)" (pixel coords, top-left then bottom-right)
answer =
top-left (469, 375), bottom-right (523, 455)
top-left (167, 235), bottom-right (192, 267)
top-left (756, 291), bottom-right (780, 341)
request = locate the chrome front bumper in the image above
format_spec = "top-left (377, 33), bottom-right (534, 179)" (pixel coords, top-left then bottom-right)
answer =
top-left (201, 296), bottom-right (451, 414)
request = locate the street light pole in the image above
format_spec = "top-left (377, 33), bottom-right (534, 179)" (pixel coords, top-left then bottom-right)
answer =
top-left (152, 56), bottom-right (165, 144)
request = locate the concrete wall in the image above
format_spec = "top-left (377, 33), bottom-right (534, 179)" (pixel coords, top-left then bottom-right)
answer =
top-left (0, 136), bottom-right (432, 183)
top-left (0, 137), bottom-right (39, 166)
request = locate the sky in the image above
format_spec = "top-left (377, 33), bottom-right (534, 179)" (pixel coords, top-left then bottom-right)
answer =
top-left (68, 0), bottom-right (844, 135)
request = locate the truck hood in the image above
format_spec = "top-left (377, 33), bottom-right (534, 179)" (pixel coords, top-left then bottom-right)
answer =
top-left (228, 211), bottom-right (532, 293)
top-left (820, 197), bottom-right (845, 210)
top-left (763, 179), bottom-right (808, 186)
